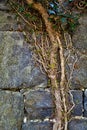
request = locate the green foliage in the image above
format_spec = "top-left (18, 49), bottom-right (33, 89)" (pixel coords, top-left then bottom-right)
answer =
top-left (18, 7), bottom-right (25, 12)
top-left (67, 16), bottom-right (79, 32)
top-left (10, 0), bottom-right (80, 33)
top-left (24, 13), bottom-right (31, 18)
top-left (60, 17), bottom-right (67, 23)
top-left (48, 0), bottom-right (80, 32)
top-left (10, 1), bottom-right (38, 24)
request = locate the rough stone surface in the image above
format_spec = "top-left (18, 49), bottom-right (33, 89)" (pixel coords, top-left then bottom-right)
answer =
top-left (0, 4), bottom-right (10, 11)
top-left (0, 11), bottom-right (24, 31)
top-left (84, 89), bottom-right (87, 117)
top-left (0, 31), bottom-right (47, 89)
top-left (69, 90), bottom-right (83, 116)
top-left (22, 121), bottom-right (53, 130)
top-left (0, 90), bottom-right (24, 130)
top-left (24, 90), bottom-right (54, 120)
top-left (0, 3), bottom-right (87, 130)
top-left (65, 51), bottom-right (87, 89)
top-left (72, 13), bottom-right (87, 54)
top-left (70, 56), bottom-right (87, 89)
top-left (0, 0), bottom-right (7, 4)
top-left (68, 118), bottom-right (87, 130)
top-left (65, 13), bottom-right (87, 90)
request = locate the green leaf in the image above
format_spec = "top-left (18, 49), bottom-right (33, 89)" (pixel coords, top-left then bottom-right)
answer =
top-left (60, 17), bottom-right (67, 23)
top-left (18, 7), bottom-right (24, 12)
top-left (24, 13), bottom-right (31, 18)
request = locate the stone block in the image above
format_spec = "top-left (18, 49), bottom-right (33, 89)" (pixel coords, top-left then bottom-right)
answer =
top-left (83, 89), bottom-right (87, 117)
top-left (0, 90), bottom-right (24, 130)
top-left (0, 0), bottom-right (11, 11)
top-left (22, 121), bottom-right (53, 130)
top-left (66, 56), bottom-right (87, 89)
top-left (0, 11), bottom-right (24, 31)
top-left (68, 118), bottom-right (87, 130)
top-left (24, 90), bottom-right (54, 120)
top-left (65, 14), bottom-right (87, 90)
top-left (0, 31), bottom-right (47, 89)
top-left (69, 90), bottom-right (83, 116)
top-left (0, 0), bottom-right (7, 4)
top-left (72, 14), bottom-right (87, 54)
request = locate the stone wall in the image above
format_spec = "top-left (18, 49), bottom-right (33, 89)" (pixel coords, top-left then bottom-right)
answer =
top-left (66, 13), bottom-right (87, 130)
top-left (0, 1), bottom-right (54, 130)
top-left (0, 1), bottom-right (87, 130)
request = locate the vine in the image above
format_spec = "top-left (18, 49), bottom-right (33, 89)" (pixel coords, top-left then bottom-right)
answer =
top-left (8, 0), bottom-right (85, 130)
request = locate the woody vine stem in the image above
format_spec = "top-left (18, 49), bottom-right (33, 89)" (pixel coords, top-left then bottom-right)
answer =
top-left (26, 0), bottom-right (68, 130)
top-left (10, 0), bottom-right (68, 129)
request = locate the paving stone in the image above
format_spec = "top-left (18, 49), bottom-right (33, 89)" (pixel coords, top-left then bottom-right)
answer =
top-left (22, 121), bottom-right (53, 130)
top-left (69, 90), bottom-right (83, 116)
top-left (68, 118), bottom-right (87, 130)
top-left (24, 90), bottom-right (54, 120)
top-left (0, 90), bottom-right (24, 130)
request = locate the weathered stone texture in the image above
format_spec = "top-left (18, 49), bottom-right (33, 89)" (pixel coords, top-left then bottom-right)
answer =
top-left (0, 90), bottom-right (24, 130)
top-left (24, 90), bottom-right (54, 120)
top-left (0, 2), bottom-right (87, 130)
top-left (22, 121), bottom-right (53, 130)
top-left (69, 90), bottom-right (83, 116)
top-left (65, 13), bottom-right (87, 90)
top-left (0, 31), bottom-right (47, 89)
top-left (68, 118), bottom-right (87, 130)
top-left (70, 56), bottom-right (87, 89)
top-left (66, 13), bottom-right (87, 129)
top-left (0, 11), bottom-right (24, 31)
top-left (72, 14), bottom-right (87, 54)
top-left (84, 89), bottom-right (87, 117)
top-left (0, 0), bottom-right (7, 4)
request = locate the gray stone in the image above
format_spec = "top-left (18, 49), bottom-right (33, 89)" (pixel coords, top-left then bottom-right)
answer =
top-left (65, 14), bottom-right (87, 89)
top-left (69, 90), bottom-right (83, 116)
top-left (68, 118), bottom-right (87, 130)
top-left (0, 11), bottom-right (24, 31)
top-left (0, 90), bottom-right (24, 130)
top-left (0, 4), bottom-right (10, 11)
top-left (66, 54), bottom-right (87, 89)
top-left (22, 121), bottom-right (53, 130)
top-left (0, 0), bottom-right (11, 11)
top-left (83, 89), bottom-right (87, 117)
top-left (72, 13), bottom-right (87, 54)
top-left (0, 0), bottom-right (8, 4)
top-left (24, 90), bottom-right (54, 120)
top-left (0, 31), bottom-right (47, 89)
top-left (71, 57), bottom-right (87, 89)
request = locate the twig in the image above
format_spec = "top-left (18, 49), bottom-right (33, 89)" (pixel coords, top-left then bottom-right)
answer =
top-left (9, 1), bottom-right (35, 28)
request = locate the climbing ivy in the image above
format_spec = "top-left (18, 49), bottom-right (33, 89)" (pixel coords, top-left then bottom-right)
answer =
top-left (9, 0), bottom-right (86, 33)
top-left (48, 0), bottom-right (80, 32)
